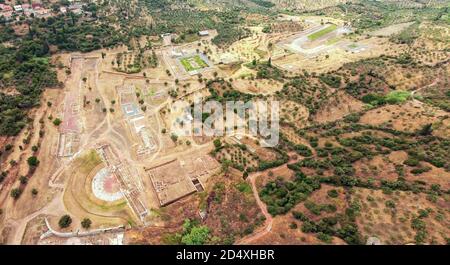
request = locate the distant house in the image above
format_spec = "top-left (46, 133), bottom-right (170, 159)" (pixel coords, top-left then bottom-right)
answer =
top-left (198, 30), bottom-right (209, 36)
top-left (1, 11), bottom-right (13, 21)
top-left (24, 10), bottom-right (33, 17)
top-left (171, 49), bottom-right (182, 57)
top-left (21, 4), bottom-right (31, 10)
top-left (0, 4), bottom-right (13, 12)
top-left (68, 5), bottom-right (82, 15)
top-left (13, 5), bottom-right (23, 12)
top-left (60, 6), bottom-right (67, 14)
top-left (31, 3), bottom-right (42, 10)
top-left (35, 8), bottom-right (50, 18)
top-left (21, 4), bottom-right (33, 16)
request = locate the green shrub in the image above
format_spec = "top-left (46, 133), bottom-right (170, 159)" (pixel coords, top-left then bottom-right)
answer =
top-left (58, 215), bottom-right (72, 228)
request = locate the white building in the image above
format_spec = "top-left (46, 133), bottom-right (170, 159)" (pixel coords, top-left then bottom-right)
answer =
top-left (13, 5), bottom-right (23, 12)
top-left (198, 30), bottom-right (209, 36)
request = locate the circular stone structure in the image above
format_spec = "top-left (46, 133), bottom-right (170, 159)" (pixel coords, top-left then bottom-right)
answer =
top-left (92, 167), bottom-right (124, 202)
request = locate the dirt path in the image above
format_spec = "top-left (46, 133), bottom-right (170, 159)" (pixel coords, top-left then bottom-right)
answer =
top-left (411, 78), bottom-right (439, 104)
top-left (235, 172), bottom-right (273, 245)
top-left (8, 192), bottom-right (64, 244)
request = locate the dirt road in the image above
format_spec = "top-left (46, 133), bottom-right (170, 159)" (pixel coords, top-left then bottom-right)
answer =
top-left (235, 172), bottom-right (273, 245)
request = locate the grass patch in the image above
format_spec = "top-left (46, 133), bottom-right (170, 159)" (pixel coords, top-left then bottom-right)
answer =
top-left (77, 150), bottom-right (102, 174)
top-left (180, 55), bottom-right (208, 72)
top-left (362, 90), bottom-right (411, 106)
top-left (326, 36), bottom-right (341, 45)
top-left (146, 88), bottom-right (155, 97)
top-left (254, 48), bottom-right (268, 58)
top-left (385, 90), bottom-right (411, 104)
top-left (235, 181), bottom-right (252, 194)
top-left (308, 24), bottom-right (337, 41)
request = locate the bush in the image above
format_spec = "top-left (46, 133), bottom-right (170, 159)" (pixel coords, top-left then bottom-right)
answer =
top-left (417, 123), bottom-right (433, 136)
top-left (213, 139), bottom-right (222, 148)
top-left (411, 217), bottom-right (426, 230)
top-left (301, 221), bottom-right (317, 233)
top-left (385, 200), bottom-right (396, 209)
top-left (235, 182), bottom-right (252, 194)
top-left (404, 157), bottom-right (419, 166)
top-left (337, 223), bottom-right (362, 245)
top-left (327, 189), bottom-right (339, 198)
top-left (27, 156), bottom-right (40, 167)
top-left (81, 218), bottom-right (92, 229)
top-left (10, 188), bottom-right (22, 199)
top-left (319, 74), bottom-right (341, 88)
top-left (180, 219), bottom-right (210, 245)
top-left (293, 144), bottom-right (313, 157)
top-left (53, 118), bottom-right (62, 126)
top-left (58, 215), bottom-right (72, 228)
top-left (411, 166), bottom-right (431, 175)
top-left (19, 176), bottom-right (28, 184)
top-left (292, 211), bottom-right (307, 221)
top-left (317, 232), bottom-right (332, 243)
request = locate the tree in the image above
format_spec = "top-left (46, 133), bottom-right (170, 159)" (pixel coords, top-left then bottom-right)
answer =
top-left (221, 159), bottom-right (232, 174)
top-left (11, 188), bottom-right (22, 199)
top-left (19, 176), bottom-right (28, 184)
top-left (180, 219), bottom-right (210, 245)
top-left (53, 118), bottom-right (62, 126)
top-left (213, 139), bottom-right (222, 148)
top-left (327, 189), bottom-right (338, 198)
top-left (417, 123), bottom-right (433, 136)
top-left (27, 156), bottom-right (40, 167)
top-left (81, 218), bottom-right (92, 229)
top-left (31, 188), bottom-right (38, 196)
top-left (58, 215), bottom-right (72, 228)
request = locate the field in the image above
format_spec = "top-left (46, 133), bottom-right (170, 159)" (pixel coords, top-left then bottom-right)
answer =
top-left (353, 188), bottom-right (448, 244)
top-left (307, 24), bottom-right (338, 41)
